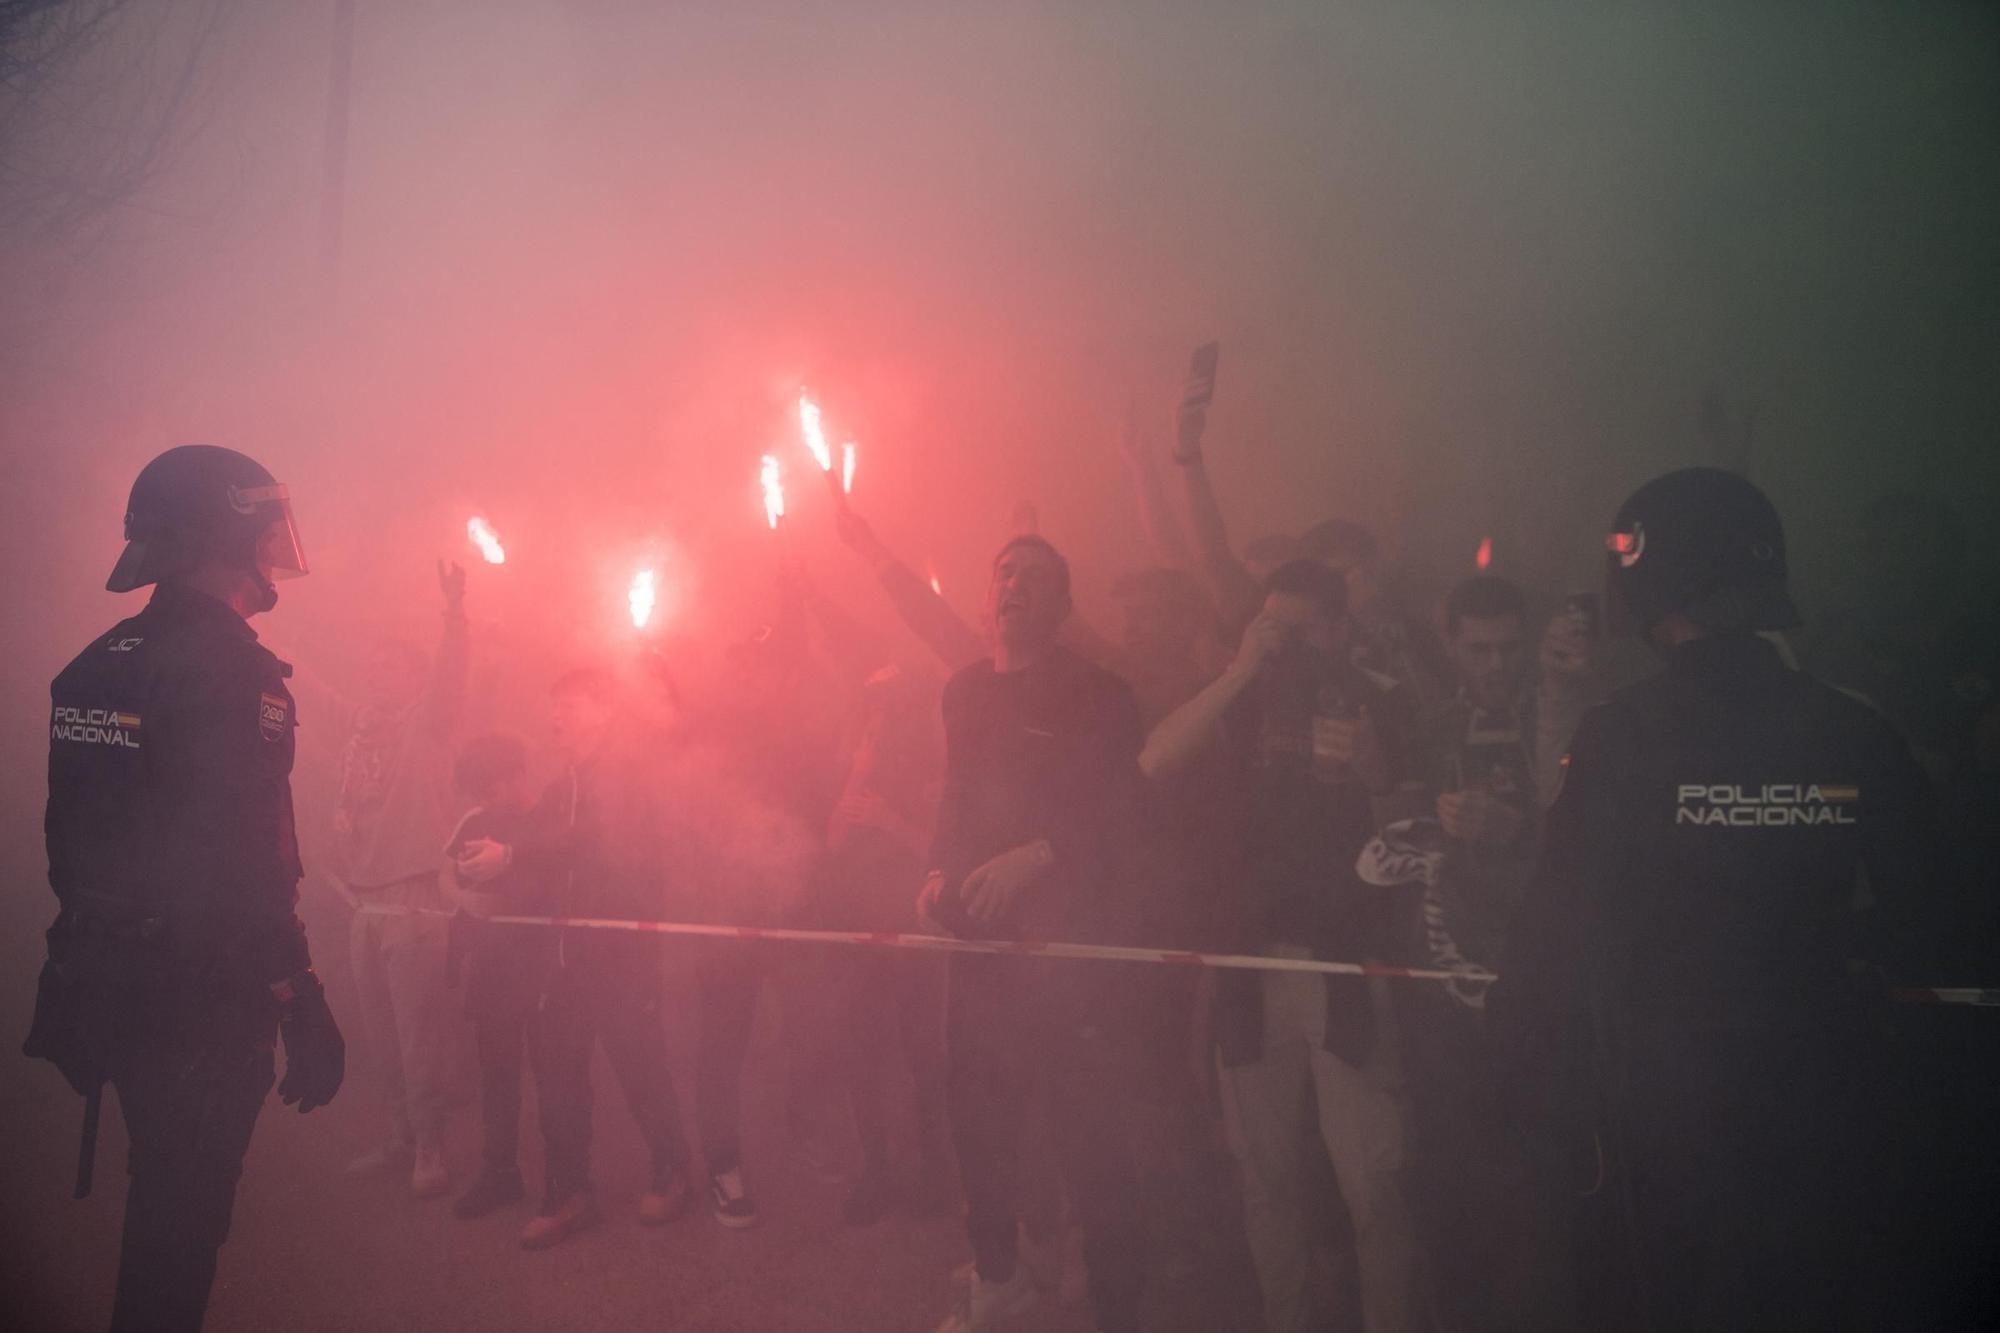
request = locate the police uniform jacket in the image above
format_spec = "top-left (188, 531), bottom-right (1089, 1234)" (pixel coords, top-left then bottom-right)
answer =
top-left (1500, 632), bottom-right (1934, 1042)
top-left (45, 582), bottom-right (310, 982)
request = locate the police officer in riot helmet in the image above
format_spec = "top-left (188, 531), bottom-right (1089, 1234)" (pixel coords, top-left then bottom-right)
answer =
top-left (26, 445), bottom-right (345, 1333)
top-left (1492, 467), bottom-right (1935, 1331)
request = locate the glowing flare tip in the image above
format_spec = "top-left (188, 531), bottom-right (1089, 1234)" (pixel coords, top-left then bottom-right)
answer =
top-left (1475, 536), bottom-right (1493, 571)
top-left (841, 442), bottom-right (856, 495)
top-left (797, 393), bottom-right (833, 472)
top-left (466, 516), bottom-right (506, 565)
top-left (760, 454), bottom-right (786, 530)
top-left (628, 568), bottom-right (657, 629)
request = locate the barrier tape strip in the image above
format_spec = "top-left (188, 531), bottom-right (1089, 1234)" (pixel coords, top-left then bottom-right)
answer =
top-left (332, 889), bottom-right (1996, 1005)
top-left (340, 893), bottom-right (1494, 983)
top-left (1891, 988), bottom-right (2000, 1008)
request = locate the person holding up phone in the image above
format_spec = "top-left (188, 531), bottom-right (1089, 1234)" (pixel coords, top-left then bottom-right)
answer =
top-left (1165, 340), bottom-right (1288, 644)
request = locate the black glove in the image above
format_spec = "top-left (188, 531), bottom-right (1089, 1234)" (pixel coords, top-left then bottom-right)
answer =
top-left (275, 970), bottom-right (345, 1113)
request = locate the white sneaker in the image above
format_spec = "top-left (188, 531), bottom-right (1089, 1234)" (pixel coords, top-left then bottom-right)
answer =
top-left (933, 1267), bottom-right (1038, 1333)
top-left (411, 1144), bottom-right (450, 1199)
top-left (708, 1167), bottom-right (759, 1229)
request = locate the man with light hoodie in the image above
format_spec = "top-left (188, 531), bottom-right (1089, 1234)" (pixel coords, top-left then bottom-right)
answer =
top-left (335, 560), bottom-right (469, 1198)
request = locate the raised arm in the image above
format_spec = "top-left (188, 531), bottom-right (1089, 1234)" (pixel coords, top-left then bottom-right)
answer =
top-left (422, 560), bottom-right (470, 740)
top-left (836, 507), bottom-right (987, 673)
top-left (1119, 403), bottom-right (1195, 569)
top-left (1140, 611), bottom-right (1281, 779)
top-left (1169, 402), bottom-right (1263, 635)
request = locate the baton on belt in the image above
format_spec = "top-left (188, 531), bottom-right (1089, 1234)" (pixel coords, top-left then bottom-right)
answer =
top-left (75, 1085), bottom-right (102, 1200)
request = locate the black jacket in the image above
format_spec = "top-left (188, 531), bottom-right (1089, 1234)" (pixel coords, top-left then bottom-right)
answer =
top-left (1498, 633), bottom-right (1935, 1044)
top-left (928, 646), bottom-right (1146, 943)
top-left (44, 583), bottom-right (310, 982)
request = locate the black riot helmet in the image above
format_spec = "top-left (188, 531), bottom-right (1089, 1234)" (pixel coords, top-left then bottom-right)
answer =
top-left (107, 445), bottom-right (308, 607)
top-left (1604, 467), bottom-right (1798, 634)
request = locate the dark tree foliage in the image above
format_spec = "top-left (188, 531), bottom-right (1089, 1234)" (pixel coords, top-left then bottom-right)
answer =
top-left (1, 0), bottom-right (228, 236)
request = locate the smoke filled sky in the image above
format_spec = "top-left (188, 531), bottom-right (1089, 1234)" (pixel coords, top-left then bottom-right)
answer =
top-left (2, 0), bottom-right (1997, 807)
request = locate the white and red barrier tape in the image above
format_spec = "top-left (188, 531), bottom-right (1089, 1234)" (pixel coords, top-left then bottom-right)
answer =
top-left (341, 892), bottom-right (1492, 983)
top-left (327, 889), bottom-right (2000, 1006)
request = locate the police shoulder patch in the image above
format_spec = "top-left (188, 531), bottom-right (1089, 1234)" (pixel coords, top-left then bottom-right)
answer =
top-left (259, 691), bottom-right (290, 741)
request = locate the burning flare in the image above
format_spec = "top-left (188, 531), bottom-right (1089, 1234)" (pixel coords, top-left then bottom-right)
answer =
top-left (1475, 536), bottom-right (1493, 571)
top-left (466, 516), bottom-right (506, 565)
top-left (928, 565), bottom-right (943, 597)
top-left (761, 454), bottom-right (786, 530)
top-left (629, 568), bottom-right (657, 629)
top-left (797, 392), bottom-right (833, 473)
top-left (841, 441), bottom-right (856, 496)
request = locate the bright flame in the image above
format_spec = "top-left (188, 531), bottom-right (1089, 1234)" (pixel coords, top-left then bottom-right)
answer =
top-left (928, 565), bottom-right (943, 597)
top-left (798, 392), bottom-right (833, 472)
top-left (841, 441), bottom-right (856, 495)
top-left (1475, 536), bottom-right (1493, 570)
top-left (629, 568), bottom-right (657, 629)
top-left (466, 516), bottom-right (506, 565)
top-left (760, 454), bottom-right (786, 529)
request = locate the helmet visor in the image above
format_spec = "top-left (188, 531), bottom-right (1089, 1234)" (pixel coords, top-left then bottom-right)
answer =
top-left (235, 484), bottom-right (307, 579)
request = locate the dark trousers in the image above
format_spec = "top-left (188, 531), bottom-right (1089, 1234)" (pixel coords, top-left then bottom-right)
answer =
top-left (108, 996), bottom-right (276, 1333)
top-left (1403, 989), bottom-right (1568, 1331)
top-left (1595, 1022), bottom-right (1876, 1333)
top-left (845, 950), bottom-right (950, 1177)
top-left (473, 1008), bottom-right (529, 1172)
top-left (528, 937), bottom-right (688, 1202)
top-left (695, 942), bottom-right (760, 1176)
top-left (948, 955), bottom-right (1145, 1333)
top-left (462, 929), bottom-right (548, 1175)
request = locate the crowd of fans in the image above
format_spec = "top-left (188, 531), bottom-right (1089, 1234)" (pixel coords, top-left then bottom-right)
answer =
top-left (309, 375), bottom-right (1998, 1333)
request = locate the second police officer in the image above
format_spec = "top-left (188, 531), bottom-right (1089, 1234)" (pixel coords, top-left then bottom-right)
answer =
top-left (1494, 467), bottom-right (1936, 1332)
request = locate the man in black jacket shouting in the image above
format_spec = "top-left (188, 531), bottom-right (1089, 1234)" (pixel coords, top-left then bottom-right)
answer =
top-left (920, 535), bottom-right (1150, 1333)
